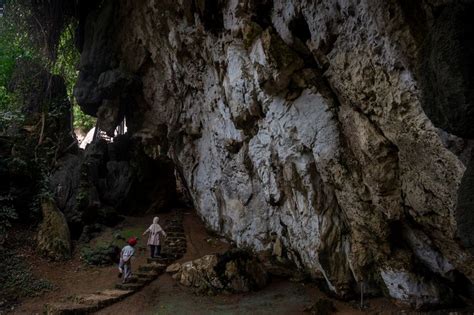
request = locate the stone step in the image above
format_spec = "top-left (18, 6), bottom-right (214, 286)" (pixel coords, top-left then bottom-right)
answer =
top-left (165, 227), bottom-right (185, 235)
top-left (162, 242), bottom-right (187, 248)
top-left (127, 276), bottom-right (151, 285)
top-left (165, 243), bottom-right (186, 248)
top-left (73, 293), bottom-right (117, 308)
top-left (44, 210), bottom-right (187, 315)
top-left (163, 247), bottom-right (186, 250)
top-left (139, 263), bottom-right (167, 273)
top-left (147, 257), bottom-right (172, 264)
top-left (44, 302), bottom-right (98, 315)
top-left (166, 238), bottom-right (186, 242)
top-left (163, 248), bottom-right (186, 253)
top-left (163, 244), bottom-right (186, 248)
top-left (134, 267), bottom-right (161, 278)
top-left (160, 252), bottom-right (182, 259)
top-left (163, 247), bottom-right (184, 251)
top-left (114, 282), bottom-right (144, 291)
top-left (165, 238), bottom-right (186, 242)
top-left (134, 270), bottom-right (159, 278)
top-left (96, 289), bottom-right (133, 299)
top-left (171, 251), bottom-right (186, 256)
top-left (166, 231), bottom-right (185, 235)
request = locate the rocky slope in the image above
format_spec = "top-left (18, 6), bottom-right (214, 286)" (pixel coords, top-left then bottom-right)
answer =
top-left (73, 0), bottom-right (474, 308)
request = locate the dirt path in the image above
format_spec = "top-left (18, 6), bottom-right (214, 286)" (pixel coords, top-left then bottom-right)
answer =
top-left (95, 211), bottom-right (396, 315)
top-left (96, 211), bottom-right (319, 315)
top-left (12, 212), bottom-right (177, 314)
top-left (12, 209), bottom-right (406, 315)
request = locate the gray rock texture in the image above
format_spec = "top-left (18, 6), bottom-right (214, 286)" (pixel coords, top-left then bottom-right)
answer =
top-left (170, 249), bottom-right (268, 294)
top-left (74, 0), bottom-right (474, 308)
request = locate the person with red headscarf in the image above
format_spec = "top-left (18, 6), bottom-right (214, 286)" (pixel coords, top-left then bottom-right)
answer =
top-left (118, 237), bottom-right (137, 283)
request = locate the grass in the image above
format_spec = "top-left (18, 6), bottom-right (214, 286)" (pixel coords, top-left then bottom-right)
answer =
top-left (118, 227), bottom-right (143, 241)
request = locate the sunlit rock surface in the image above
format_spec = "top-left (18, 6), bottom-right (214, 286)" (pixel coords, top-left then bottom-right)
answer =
top-left (74, 0), bottom-right (474, 307)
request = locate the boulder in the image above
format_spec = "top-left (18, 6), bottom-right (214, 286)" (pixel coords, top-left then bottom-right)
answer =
top-left (166, 262), bottom-right (181, 273)
top-left (173, 249), bottom-right (268, 294)
top-left (37, 199), bottom-right (72, 260)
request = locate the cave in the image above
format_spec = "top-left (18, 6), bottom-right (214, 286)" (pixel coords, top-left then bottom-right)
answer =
top-left (0, 0), bottom-right (473, 313)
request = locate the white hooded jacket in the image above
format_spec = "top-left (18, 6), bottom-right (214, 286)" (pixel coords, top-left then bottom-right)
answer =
top-left (143, 217), bottom-right (166, 245)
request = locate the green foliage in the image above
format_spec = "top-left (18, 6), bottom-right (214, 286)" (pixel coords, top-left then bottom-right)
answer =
top-left (52, 21), bottom-right (95, 132)
top-left (80, 242), bottom-right (119, 266)
top-left (0, 16), bottom-right (75, 231)
top-left (0, 2), bottom-right (34, 129)
top-left (52, 22), bottom-right (79, 95)
top-left (0, 1), bottom-right (96, 249)
top-left (73, 104), bottom-right (96, 131)
top-left (119, 228), bottom-right (143, 241)
top-left (0, 8), bottom-right (34, 88)
top-left (80, 227), bottom-right (142, 266)
top-left (0, 247), bottom-right (53, 301)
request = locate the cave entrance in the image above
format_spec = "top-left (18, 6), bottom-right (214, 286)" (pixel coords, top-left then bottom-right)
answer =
top-left (92, 118), bottom-right (127, 143)
top-left (78, 118), bottom-right (127, 149)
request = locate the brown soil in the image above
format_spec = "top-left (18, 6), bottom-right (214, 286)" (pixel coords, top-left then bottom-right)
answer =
top-left (8, 209), bottom-right (443, 315)
top-left (10, 212), bottom-right (178, 314)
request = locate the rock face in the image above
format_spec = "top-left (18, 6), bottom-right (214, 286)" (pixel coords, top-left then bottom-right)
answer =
top-left (37, 199), bottom-right (72, 261)
top-left (170, 250), bottom-right (268, 294)
top-left (75, 0), bottom-right (474, 308)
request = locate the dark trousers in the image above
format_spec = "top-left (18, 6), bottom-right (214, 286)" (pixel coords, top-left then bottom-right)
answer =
top-left (149, 245), bottom-right (161, 258)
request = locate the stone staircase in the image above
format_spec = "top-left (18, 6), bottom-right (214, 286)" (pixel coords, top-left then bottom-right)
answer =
top-left (45, 211), bottom-right (187, 315)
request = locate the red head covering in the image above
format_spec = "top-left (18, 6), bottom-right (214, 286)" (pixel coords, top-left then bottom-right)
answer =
top-left (128, 237), bottom-right (137, 246)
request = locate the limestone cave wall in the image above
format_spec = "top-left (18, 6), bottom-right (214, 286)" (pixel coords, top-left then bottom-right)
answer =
top-left (73, 0), bottom-right (474, 308)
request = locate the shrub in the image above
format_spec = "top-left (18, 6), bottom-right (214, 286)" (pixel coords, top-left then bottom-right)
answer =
top-left (80, 243), bottom-right (120, 266)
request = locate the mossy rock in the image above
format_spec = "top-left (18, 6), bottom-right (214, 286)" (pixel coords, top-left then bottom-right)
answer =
top-left (37, 199), bottom-right (72, 261)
